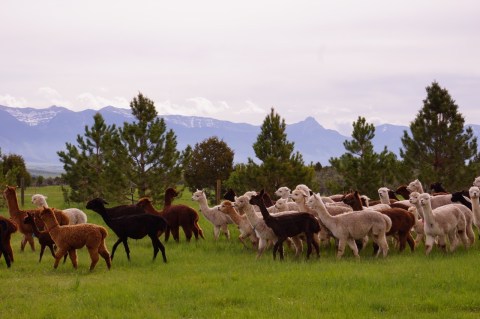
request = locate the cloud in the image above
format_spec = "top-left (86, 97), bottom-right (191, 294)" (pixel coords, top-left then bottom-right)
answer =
top-left (36, 87), bottom-right (73, 108)
top-left (234, 100), bottom-right (265, 115)
top-left (156, 97), bottom-right (230, 116)
top-left (76, 93), bottom-right (129, 110)
top-left (0, 94), bottom-right (28, 107)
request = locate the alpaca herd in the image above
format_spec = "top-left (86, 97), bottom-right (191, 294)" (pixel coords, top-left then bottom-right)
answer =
top-left (2, 175), bottom-right (480, 269)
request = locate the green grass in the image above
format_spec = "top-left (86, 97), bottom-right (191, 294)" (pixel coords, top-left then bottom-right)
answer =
top-left (2, 186), bottom-right (480, 318)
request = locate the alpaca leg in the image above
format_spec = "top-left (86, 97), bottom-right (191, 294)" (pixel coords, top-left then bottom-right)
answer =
top-left (195, 222), bottom-right (205, 239)
top-left (220, 224), bottom-right (230, 239)
top-left (458, 229), bottom-right (470, 249)
top-left (305, 235), bottom-right (313, 259)
top-left (87, 248), bottom-right (100, 271)
top-left (6, 242), bottom-right (14, 263)
top-left (272, 241), bottom-right (281, 260)
top-left (171, 226), bottom-right (180, 242)
top-left (398, 232), bottom-right (407, 252)
top-left (447, 231), bottom-right (459, 252)
top-left (53, 248), bottom-right (67, 268)
top-left (406, 233), bottom-right (416, 252)
top-left (26, 234), bottom-right (35, 251)
top-left (377, 235), bottom-right (389, 257)
top-left (122, 239), bottom-right (131, 260)
top-left (68, 249), bottom-right (78, 269)
top-left (110, 238), bottom-right (123, 260)
top-left (39, 245), bottom-right (46, 263)
top-left (311, 235), bottom-right (320, 258)
top-left (98, 240), bottom-right (111, 269)
top-left (346, 239), bottom-right (359, 258)
top-left (156, 237), bottom-right (167, 263)
top-left (424, 235), bottom-right (435, 255)
top-left (164, 228), bottom-right (171, 242)
top-left (213, 226), bottom-right (221, 240)
top-left (183, 225), bottom-right (193, 242)
top-left (336, 239), bottom-right (348, 259)
top-left (256, 238), bottom-right (267, 259)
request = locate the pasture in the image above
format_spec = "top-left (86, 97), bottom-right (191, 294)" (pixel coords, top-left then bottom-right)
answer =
top-left (1, 186), bottom-right (480, 318)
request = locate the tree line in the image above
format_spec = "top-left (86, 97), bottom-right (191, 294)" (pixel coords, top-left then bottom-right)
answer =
top-left (2, 81), bottom-right (479, 205)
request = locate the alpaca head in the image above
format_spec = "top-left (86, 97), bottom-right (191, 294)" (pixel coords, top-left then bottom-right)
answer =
top-left (86, 198), bottom-right (109, 211)
top-left (234, 195), bottom-right (250, 209)
top-left (407, 179), bottom-right (422, 193)
top-left (249, 190), bottom-right (264, 207)
top-left (218, 200), bottom-right (234, 213)
top-left (473, 176), bottom-right (480, 188)
top-left (275, 187), bottom-right (291, 199)
top-left (275, 198), bottom-right (289, 211)
top-left (191, 190), bottom-right (205, 201)
top-left (469, 186), bottom-right (480, 200)
top-left (290, 189), bottom-right (308, 203)
top-left (31, 194), bottom-right (47, 206)
top-left (39, 207), bottom-right (56, 224)
top-left (306, 193), bottom-right (322, 209)
top-left (418, 193), bottom-right (432, 208)
top-left (408, 192), bottom-right (421, 205)
top-left (23, 212), bottom-right (35, 225)
top-left (136, 197), bottom-right (152, 209)
top-left (165, 188), bottom-right (179, 199)
top-left (378, 187), bottom-right (389, 200)
top-left (295, 184), bottom-right (312, 196)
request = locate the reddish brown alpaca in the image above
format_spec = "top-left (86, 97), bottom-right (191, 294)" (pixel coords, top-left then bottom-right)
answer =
top-left (137, 188), bottom-right (204, 242)
top-left (342, 191), bottom-right (416, 252)
top-left (3, 185), bottom-right (70, 251)
top-left (0, 216), bottom-right (17, 266)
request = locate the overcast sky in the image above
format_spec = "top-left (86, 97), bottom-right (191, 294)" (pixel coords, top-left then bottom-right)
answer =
top-left (1, 0), bottom-right (479, 135)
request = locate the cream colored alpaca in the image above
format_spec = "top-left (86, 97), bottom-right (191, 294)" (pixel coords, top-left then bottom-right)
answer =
top-left (417, 193), bottom-right (469, 255)
top-left (473, 177), bottom-right (480, 188)
top-left (234, 195), bottom-right (299, 259)
top-left (406, 179), bottom-right (452, 209)
top-left (39, 207), bottom-right (111, 271)
top-left (275, 187), bottom-right (292, 200)
top-left (192, 190), bottom-right (233, 240)
top-left (306, 193), bottom-right (392, 259)
top-left (469, 186), bottom-right (480, 235)
top-left (218, 200), bottom-right (258, 248)
top-left (32, 194), bottom-right (87, 225)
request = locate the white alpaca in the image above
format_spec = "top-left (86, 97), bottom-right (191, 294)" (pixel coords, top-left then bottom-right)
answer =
top-left (31, 194), bottom-right (87, 225)
top-left (191, 190), bottom-right (233, 240)
top-left (417, 193), bottom-right (469, 255)
top-left (306, 193), bottom-right (392, 259)
top-left (406, 179), bottom-right (424, 193)
top-left (275, 187), bottom-right (291, 200)
top-left (473, 176), bottom-right (480, 188)
top-left (218, 200), bottom-right (258, 248)
top-left (469, 186), bottom-right (480, 236)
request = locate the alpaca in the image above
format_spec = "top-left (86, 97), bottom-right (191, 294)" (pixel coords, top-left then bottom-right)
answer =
top-left (275, 186), bottom-right (291, 200)
top-left (343, 190), bottom-right (416, 253)
top-left (468, 186), bottom-right (480, 238)
top-left (234, 194), bottom-right (300, 259)
top-left (86, 198), bottom-right (168, 262)
top-left (39, 207), bottom-right (111, 270)
top-left (416, 193), bottom-right (469, 255)
top-left (3, 185), bottom-right (69, 251)
top-left (191, 190), bottom-right (233, 240)
top-left (375, 187), bottom-right (400, 206)
top-left (31, 194), bottom-right (87, 224)
top-left (408, 206), bottom-right (426, 245)
top-left (430, 182), bottom-right (449, 195)
top-left (407, 179), bottom-right (424, 193)
top-left (223, 188), bottom-right (237, 202)
top-left (250, 190), bottom-right (320, 260)
top-left (342, 191), bottom-right (390, 212)
top-left (405, 179), bottom-right (453, 209)
top-left (218, 200), bottom-right (258, 248)
top-left (307, 193), bottom-right (392, 258)
top-left (0, 216), bottom-right (17, 267)
top-left (136, 195), bottom-right (204, 242)
top-left (473, 176), bottom-right (480, 188)
top-left (23, 212), bottom-right (57, 262)
top-left (451, 191), bottom-right (472, 210)
top-left (395, 185), bottom-right (411, 200)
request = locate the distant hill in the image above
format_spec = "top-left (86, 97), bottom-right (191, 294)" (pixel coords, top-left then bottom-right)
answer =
top-left (1, 105), bottom-right (479, 174)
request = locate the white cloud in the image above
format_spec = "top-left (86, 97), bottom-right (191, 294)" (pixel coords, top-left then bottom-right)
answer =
top-left (36, 87), bottom-right (73, 108)
top-left (234, 100), bottom-right (265, 115)
top-left (0, 94), bottom-right (27, 107)
top-left (76, 93), bottom-right (129, 110)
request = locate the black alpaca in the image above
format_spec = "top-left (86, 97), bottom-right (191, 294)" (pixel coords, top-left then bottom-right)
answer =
top-left (86, 198), bottom-right (168, 263)
top-left (23, 212), bottom-right (64, 263)
top-left (249, 190), bottom-right (320, 260)
top-left (451, 191), bottom-right (472, 210)
top-left (0, 220), bottom-right (12, 268)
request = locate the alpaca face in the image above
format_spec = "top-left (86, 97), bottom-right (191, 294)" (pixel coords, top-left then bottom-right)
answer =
top-left (306, 194), bottom-right (320, 209)
top-left (407, 179), bottom-right (422, 193)
top-left (418, 193), bottom-right (431, 208)
top-left (275, 198), bottom-right (288, 211)
top-left (409, 192), bottom-right (420, 205)
top-left (234, 195), bottom-right (249, 209)
top-left (469, 186), bottom-right (480, 199)
top-left (218, 201), bottom-right (233, 213)
top-left (191, 190), bottom-right (204, 201)
top-left (275, 187), bottom-right (290, 199)
top-left (378, 188), bottom-right (389, 200)
top-left (473, 177), bottom-right (480, 188)
top-left (290, 189), bottom-right (307, 203)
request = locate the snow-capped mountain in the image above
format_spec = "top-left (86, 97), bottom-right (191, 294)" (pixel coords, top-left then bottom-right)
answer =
top-left (1, 105), bottom-right (478, 173)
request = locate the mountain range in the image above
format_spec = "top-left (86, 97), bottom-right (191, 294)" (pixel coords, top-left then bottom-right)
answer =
top-left (1, 105), bottom-right (479, 174)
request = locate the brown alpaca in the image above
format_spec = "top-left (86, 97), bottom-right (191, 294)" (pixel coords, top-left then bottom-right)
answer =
top-left (137, 190), bottom-right (204, 242)
top-left (39, 207), bottom-right (111, 271)
top-left (0, 216), bottom-right (17, 267)
top-left (23, 212), bottom-right (67, 263)
top-left (343, 191), bottom-right (416, 252)
top-left (3, 186), bottom-right (70, 251)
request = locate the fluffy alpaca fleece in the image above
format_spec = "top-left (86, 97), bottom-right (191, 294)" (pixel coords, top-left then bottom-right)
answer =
top-left (474, 176), bottom-right (480, 188)
top-left (307, 193), bottom-right (392, 259)
top-left (218, 200), bottom-right (258, 248)
top-left (31, 194), bottom-right (87, 225)
top-left (39, 207), bottom-right (111, 271)
top-left (469, 186), bottom-right (480, 237)
top-left (417, 193), bottom-right (469, 255)
top-left (192, 190), bottom-right (233, 240)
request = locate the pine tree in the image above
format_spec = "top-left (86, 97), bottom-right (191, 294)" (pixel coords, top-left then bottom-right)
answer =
top-left (119, 93), bottom-right (182, 200)
top-left (228, 108), bottom-right (316, 195)
top-left (400, 81), bottom-right (479, 190)
top-left (329, 116), bottom-right (399, 198)
top-left (58, 113), bottom-right (129, 202)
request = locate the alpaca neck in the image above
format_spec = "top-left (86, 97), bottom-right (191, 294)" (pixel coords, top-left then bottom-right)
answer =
top-left (4, 189), bottom-right (21, 217)
top-left (312, 198), bottom-right (335, 229)
top-left (164, 196), bottom-right (174, 207)
top-left (26, 219), bottom-right (43, 237)
top-left (348, 195), bottom-right (363, 211)
top-left (225, 208), bottom-right (242, 225)
top-left (197, 195), bottom-right (211, 212)
top-left (380, 194), bottom-right (390, 205)
top-left (294, 197), bottom-right (308, 212)
top-left (421, 200), bottom-right (435, 224)
top-left (471, 196), bottom-right (480, 224)
top-left (240, 202), bottom-right (262, 227)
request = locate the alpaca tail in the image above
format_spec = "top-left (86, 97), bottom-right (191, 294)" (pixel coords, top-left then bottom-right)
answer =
top-left (382, 214), bottom-right (392, 232)
top-left (195, 221), bottom-right (205, 239)
top-left (99, 226), bottom-right (108, 240)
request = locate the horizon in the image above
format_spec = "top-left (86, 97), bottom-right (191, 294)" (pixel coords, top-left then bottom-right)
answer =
top-left (1, 1), bottom-right (479, 136)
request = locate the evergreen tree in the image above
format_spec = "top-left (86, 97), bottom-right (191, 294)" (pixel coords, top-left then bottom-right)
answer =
top-left (184, 137), bottom-right (234, 202)
top-left (400, 81), bottom-right (479, 190)
top-left (119, 93), bottom-right (182, 201)
top-left (1, 153), bottom-right (31, 186)
top-left (58, 113), bottom-right (129, 202)
top-left (329, 116), bottom-right (398, 198)
top-left (227, 108), bottom-right (316, 195)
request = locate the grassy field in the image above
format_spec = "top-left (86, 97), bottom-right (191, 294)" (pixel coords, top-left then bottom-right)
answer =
top-left (2, 186), bottom-right (480, 318)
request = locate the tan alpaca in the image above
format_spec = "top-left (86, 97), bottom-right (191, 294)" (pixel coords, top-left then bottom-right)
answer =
top-left (39, 207), bottom-right (111, 271)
